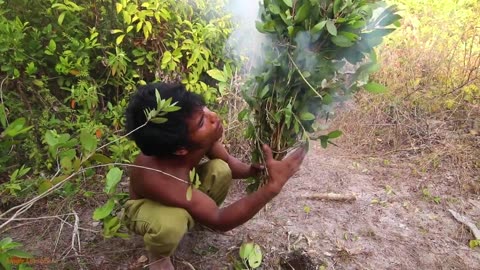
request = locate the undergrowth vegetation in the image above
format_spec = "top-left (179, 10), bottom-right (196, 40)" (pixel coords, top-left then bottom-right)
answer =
top-left (337, 0), bottom-right (479, 193)
top-left (0, 0), bottom-right (235, 246)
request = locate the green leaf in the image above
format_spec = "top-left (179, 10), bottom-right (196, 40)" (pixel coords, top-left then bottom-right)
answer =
top-left (283, 0), bottom-right (292, 8)
top-left (150, 117), bottom-right (168, 124)
top-left (328, 130), bottom-right (343, 139)
top-left (0, 104), bottom-right (6, 128)
top-left (104, 216), bottom-right (120, 229)
top-left (116, 34), bottom-right (125, 45)
top-left (333, 0), bottom-right (343, 15)
top-left (161, 51), bottom-right (172, 68)
top-left (300, 112), bottom-right (315, 121)
top-left (38, 180), bottom-right (53, 194)
top-left (322, 93), bottom-right (333, 105)
top-left (326, 20), bottom-right (337, 36)
top-left (207, 69), bottom-right (227, 82)
top-left (319, 136), bottom-right (328, 148)
top-left (59, 149), bottom-right (76, 160)
top-left (162, 105), bottom-right (181, 112)
top-left (6, 249), bottom-right (32, 258)
top-left (93, 199), bottom-right (115, 220)
top-left (238, 109), bottom-right (250, 121)
top-left (80, 130), bottom-right (97, 153)
top-left (186, 185), bottom-right (193, 201)
top-left (44, 130), bottom-right (58, 146)
top-left (189, 168), bottom-right (196, 182)
top-left (239, 242), bottom-right (254, 260)
top-left (58, 12), bottom-right (65, 25)
top-left (247, 244), bottom-right (262, 268)
top-left (0, 237), bottom-right (13, 247)
top-left (268, 3), bottom-right (281, 14)
top-left (116, 3), bottom-right (123, 13)
top-left (311, 20), bottom-right (327, 34)
top-left (60, 156), bottom-right (72, 171)
top-left (364, 82), bottom-right (387, 93)
top-left (48, 39), bottom-right (56, 52)
top-left (194, 174), bottom-right (201, 189)
top-left (259, 85), bottom-right (270, 98)
top-left (294, 2), bottom-right (311, 24)
top-left (3, 118), bottom-right (32, 137)
top-left (105, 167), bottom-right (123, 194)
top-left (155, 89), bottom-right (162, 107)
top-left (331, 35), bottom-right (354, 47)
top-left (2, 242), bottom-right (22, 250)
top-left (0, 253), bottom-right (11, 270)
top-left (88, 153), bottom-right (113, 164)
top-left (255, 21), bottom-right (266, 33)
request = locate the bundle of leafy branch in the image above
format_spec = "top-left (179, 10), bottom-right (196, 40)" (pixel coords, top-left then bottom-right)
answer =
top-left (240, 0), bottom-right (401, 190)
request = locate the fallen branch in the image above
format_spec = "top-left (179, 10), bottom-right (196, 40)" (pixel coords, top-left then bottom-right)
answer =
top-left (302, 193), bottom-right (357, 202)
top-left (449, 209), bottom-right (480, 240)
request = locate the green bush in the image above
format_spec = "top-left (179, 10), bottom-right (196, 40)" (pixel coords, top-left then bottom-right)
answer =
top-left (0, 0), bottom-right (234, 237)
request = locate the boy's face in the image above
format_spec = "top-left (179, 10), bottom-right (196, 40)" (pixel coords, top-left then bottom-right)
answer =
top-left (185, 106), bottom-right (223, 150)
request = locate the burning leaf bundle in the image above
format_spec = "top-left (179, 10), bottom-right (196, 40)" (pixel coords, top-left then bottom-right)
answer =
top-left (240, 0), bottom-right (401, 190)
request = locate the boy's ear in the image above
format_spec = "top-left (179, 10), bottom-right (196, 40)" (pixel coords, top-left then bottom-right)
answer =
top-left (174, 147), bottom-right (188, 156)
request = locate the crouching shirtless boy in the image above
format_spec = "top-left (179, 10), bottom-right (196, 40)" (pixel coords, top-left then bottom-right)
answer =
top-left (124, 82), bottom-right (306, 269)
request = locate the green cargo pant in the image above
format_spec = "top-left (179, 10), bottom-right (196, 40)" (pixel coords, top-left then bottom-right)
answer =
top-left (123, 159), bottom-right (232, 257)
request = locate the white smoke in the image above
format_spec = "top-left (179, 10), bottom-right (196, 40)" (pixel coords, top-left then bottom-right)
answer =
top-left (225, 0), bottom-right (270, 70)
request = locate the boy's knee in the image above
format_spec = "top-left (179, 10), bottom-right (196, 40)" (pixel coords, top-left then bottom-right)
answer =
top-left (159, 223), bottom-right (186, 248)
top-left (145, 216), bottom-right (189, 256)
top-left (198, 159), bottom-right (232, 205)
top-left (205, 159), bottom-right (232, 183)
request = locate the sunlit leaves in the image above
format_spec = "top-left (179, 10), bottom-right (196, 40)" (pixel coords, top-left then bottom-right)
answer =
top-left (1, 118), bottom-right (32, 138)
top-left (186, 168), bottom-right (201, 201)
top-left (143, 89), bottom-right (181, 125)
top-left (326, 20), bottom-right (337, 36)
top-left (105, 167), bottom-right (123, 194)
top-left (300, 112), bottom-right (315, 121)
top-left (311, 20), bottom-right (327, 34)
top-left (93, 198), bottom-right (115, 220)
top-left (239, 242), bottom-right (263, 268)
top-left (207, 69), bottom-right (227, 82)
top-left (80, 129), bottom-right (97, 154)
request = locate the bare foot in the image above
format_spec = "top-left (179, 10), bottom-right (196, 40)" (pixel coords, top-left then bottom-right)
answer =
top-left (147, 253), bottom-right (174, 270)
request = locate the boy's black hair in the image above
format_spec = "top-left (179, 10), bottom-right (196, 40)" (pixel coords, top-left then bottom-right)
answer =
top-left (125, 82), bottom-right (205, 157)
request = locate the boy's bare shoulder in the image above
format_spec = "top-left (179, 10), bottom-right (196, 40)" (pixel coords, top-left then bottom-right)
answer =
top-left (129, 154), bottom-right (187, 204)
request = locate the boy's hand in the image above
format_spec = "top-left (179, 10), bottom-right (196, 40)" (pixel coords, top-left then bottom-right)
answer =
top-left (262, 144), bottom-right (307, 194)
top-left (249, 163), bottom-right (265, 177)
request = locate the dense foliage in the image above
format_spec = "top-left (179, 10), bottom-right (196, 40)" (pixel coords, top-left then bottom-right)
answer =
top-left (0, 0), bottom-right (233, 238)
top-left (239, 0), bottom-right (400, 189)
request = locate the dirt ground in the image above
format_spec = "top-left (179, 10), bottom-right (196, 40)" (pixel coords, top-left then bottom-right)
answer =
top-left (2, 140), bottom-right (480, 270)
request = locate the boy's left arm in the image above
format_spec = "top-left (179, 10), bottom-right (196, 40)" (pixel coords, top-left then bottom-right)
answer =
top-left (207, 141), bottom-right (263, 179)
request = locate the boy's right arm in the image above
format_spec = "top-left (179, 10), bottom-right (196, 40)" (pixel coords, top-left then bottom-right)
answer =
top-left (186, 144), bottom-right (307, 232)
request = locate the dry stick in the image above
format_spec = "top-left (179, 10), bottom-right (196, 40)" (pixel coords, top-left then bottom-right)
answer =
top-left (448, 209), bottom-right (480, 240)
top-left (72, 210), bottom-right (83, 270)
top-left (54, 219), bottom-right (65, 254)
top-left (0, 163), bottom-right (189, 230)
top-left (302, 193), bottom-right (357, 202)
top-left (0, 215), bottom-right (98, 233)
